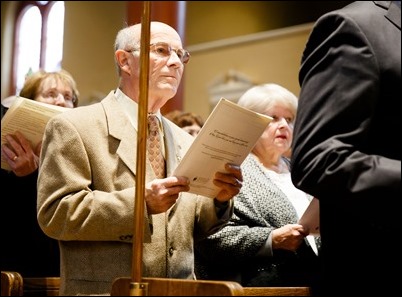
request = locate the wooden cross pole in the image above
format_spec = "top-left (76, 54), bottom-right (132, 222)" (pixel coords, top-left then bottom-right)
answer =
top-left (130, 1), bottom-right (151, 296)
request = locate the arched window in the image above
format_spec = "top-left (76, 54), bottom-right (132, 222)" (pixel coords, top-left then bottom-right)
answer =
top-left (12, 1), bottom-right (65, 95)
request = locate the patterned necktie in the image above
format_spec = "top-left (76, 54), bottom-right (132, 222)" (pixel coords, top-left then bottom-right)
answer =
top-left (147, 114), bottom-right (165, 178)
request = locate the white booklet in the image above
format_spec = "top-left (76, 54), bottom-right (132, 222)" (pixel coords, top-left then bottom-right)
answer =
top-left (298, 197), bottom-right (320, 236)
top-left (173, 98), bottom-right (272, 198)
top-left (1, 96), bottom-right (68, 170)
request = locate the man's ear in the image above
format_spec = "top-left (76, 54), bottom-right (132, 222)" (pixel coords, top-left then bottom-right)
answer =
top-left (115, 49), bottom-right (131, 74)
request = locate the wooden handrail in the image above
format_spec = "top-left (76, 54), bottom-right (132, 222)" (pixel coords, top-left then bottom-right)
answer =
top-left (242, 286), bottom-right (311, 296)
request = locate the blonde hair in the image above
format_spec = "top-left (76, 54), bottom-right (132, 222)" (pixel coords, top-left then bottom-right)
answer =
top-left (19, 69), bottom-right (80, 107)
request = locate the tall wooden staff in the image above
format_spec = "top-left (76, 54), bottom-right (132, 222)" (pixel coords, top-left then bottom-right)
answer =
top-left (130, 1), bottom-right (151, 296)
top-left (110, 4), bottom-right (245, 295)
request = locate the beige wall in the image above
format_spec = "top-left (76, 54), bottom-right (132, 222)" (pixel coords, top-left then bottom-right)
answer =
top-left (186, 1), bottom-right (276, 45)
top-left (1, 1), bottom-right (17, 101)
top-left (2, 2), bottom-right (348, 116)
top-left (62, 1), bottom-right (127, 105)
top-left (185, 1), bottom-right (351, 45)
top-left (183, 24), bottom-right (312, 119)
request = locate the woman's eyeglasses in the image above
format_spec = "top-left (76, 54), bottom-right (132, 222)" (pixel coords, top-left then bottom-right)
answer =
top-left (41, 90), bottom-right (76, 104)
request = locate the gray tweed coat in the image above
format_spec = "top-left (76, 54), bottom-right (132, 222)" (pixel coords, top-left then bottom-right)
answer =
top-left (195, 155), bottom-right (320, 287)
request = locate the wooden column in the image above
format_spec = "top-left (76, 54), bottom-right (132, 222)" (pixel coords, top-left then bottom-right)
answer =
top-left (127, 1), bottom-right (187, 114)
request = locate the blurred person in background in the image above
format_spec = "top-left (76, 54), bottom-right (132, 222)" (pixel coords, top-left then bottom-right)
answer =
top-left (165, 109), bottom-right (204, 136)
top-left (0, 69), bottom-right (79, 277)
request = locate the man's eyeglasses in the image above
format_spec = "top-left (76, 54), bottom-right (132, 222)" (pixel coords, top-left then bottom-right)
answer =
top-left (129, 42), bottom-right (190, 64)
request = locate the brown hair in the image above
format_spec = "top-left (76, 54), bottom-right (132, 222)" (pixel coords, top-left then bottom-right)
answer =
top-left (165, 110), bottom-right (204, 128)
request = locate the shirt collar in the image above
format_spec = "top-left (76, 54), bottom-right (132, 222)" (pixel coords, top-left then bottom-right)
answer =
top-left (115, 88), bottom-right (162, 130)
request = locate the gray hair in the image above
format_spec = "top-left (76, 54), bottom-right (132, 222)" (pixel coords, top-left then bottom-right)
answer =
top-left (237, 83), bottom-right (298, 119)
top-left (114, 24), bottom-right (141, 52)
top-left (113, 24), bottom-right (141, 75)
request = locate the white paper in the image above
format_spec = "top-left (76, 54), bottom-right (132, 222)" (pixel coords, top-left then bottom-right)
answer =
top-left (173, 98), bottom-right (272, 198)
top-left (298, 197), bottom-right (320, 236)
top-left (1, 96), bottom-right (67, 170)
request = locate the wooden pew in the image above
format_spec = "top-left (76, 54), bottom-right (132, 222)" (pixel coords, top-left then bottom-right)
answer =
top-left (111, 277), bottom-right (312, 296)
top-left (111, 277), bottom-right (244, 296)
top-left (0, 272), bottom-right (60, 296)
top-left (1, 271), bottom-right (23, 296)
top-left (242, 286), bottom-right (311, 296)
top-left (2, 271), bottom-right (311, 296)
top-left (23, 277), bottom-right (60, 296)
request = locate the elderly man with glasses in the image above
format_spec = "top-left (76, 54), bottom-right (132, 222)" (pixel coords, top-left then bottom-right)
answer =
top-left (37, 21), bottom-right (243, 296)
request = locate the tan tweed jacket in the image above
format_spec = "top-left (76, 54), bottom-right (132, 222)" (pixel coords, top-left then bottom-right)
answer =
top-left (37, 92), bottom-right (233, 295)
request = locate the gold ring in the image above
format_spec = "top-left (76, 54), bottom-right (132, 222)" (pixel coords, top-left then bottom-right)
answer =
top-left (13, 156), bottom-right (18, 161)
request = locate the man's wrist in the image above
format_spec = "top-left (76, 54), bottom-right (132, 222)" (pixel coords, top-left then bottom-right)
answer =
top-left (214, 199), bottom-right (229, 209)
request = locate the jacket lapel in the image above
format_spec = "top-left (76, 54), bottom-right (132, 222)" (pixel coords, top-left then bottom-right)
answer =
top-left (102, 92), bottom-right (138, 176)
top-left (101, 95), bottom-right (188, 180)
top-left (386, 1), bottom-right (401, 29)
top-left (375, 1), bottom-right (401, 29)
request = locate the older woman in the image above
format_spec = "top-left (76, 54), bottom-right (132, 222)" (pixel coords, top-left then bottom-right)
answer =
top-left (0, 69), bottom-right (79, 277)
top-left (195, 83), bottom-right (320, 293)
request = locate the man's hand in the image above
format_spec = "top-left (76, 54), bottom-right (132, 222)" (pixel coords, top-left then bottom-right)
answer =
top-left (145, 176), bottom-right (190, 214)
top-left (213, 163), bottom-right (243, 203)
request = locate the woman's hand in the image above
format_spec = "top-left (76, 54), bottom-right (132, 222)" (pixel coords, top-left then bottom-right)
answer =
top-left (272, 224), bottom-right (307, 252)
top-left (1, 131), bottom-right (39, 176)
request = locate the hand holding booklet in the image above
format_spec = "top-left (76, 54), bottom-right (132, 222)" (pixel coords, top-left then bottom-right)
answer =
top-left (173, 98), bottom-right (272, 198)
top-left (1, 96), bottom-right (68, 170)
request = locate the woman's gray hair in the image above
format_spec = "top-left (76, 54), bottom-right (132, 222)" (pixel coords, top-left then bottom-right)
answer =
top-left (237, 83), bottom-right (298, 119)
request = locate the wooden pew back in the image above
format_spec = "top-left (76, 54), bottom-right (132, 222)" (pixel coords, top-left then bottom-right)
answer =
top-left (1, 271), bottom-right (311, 296)
top-left (242, 286), bottom-right (311, 296)
top-left (23, 277), bottom-right (60, 296)
top-left (1, 271), bottom-right (23, 296)
top-left (0, 272), bottom-right (60, 296)
top-left (111, 277), bottom-right (244, 296)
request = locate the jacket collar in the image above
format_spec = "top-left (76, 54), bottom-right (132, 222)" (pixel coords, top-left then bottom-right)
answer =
top-left (100, 92), bottom-right (184, 178)
top-left (374, 1), bottom-right (401, 29)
